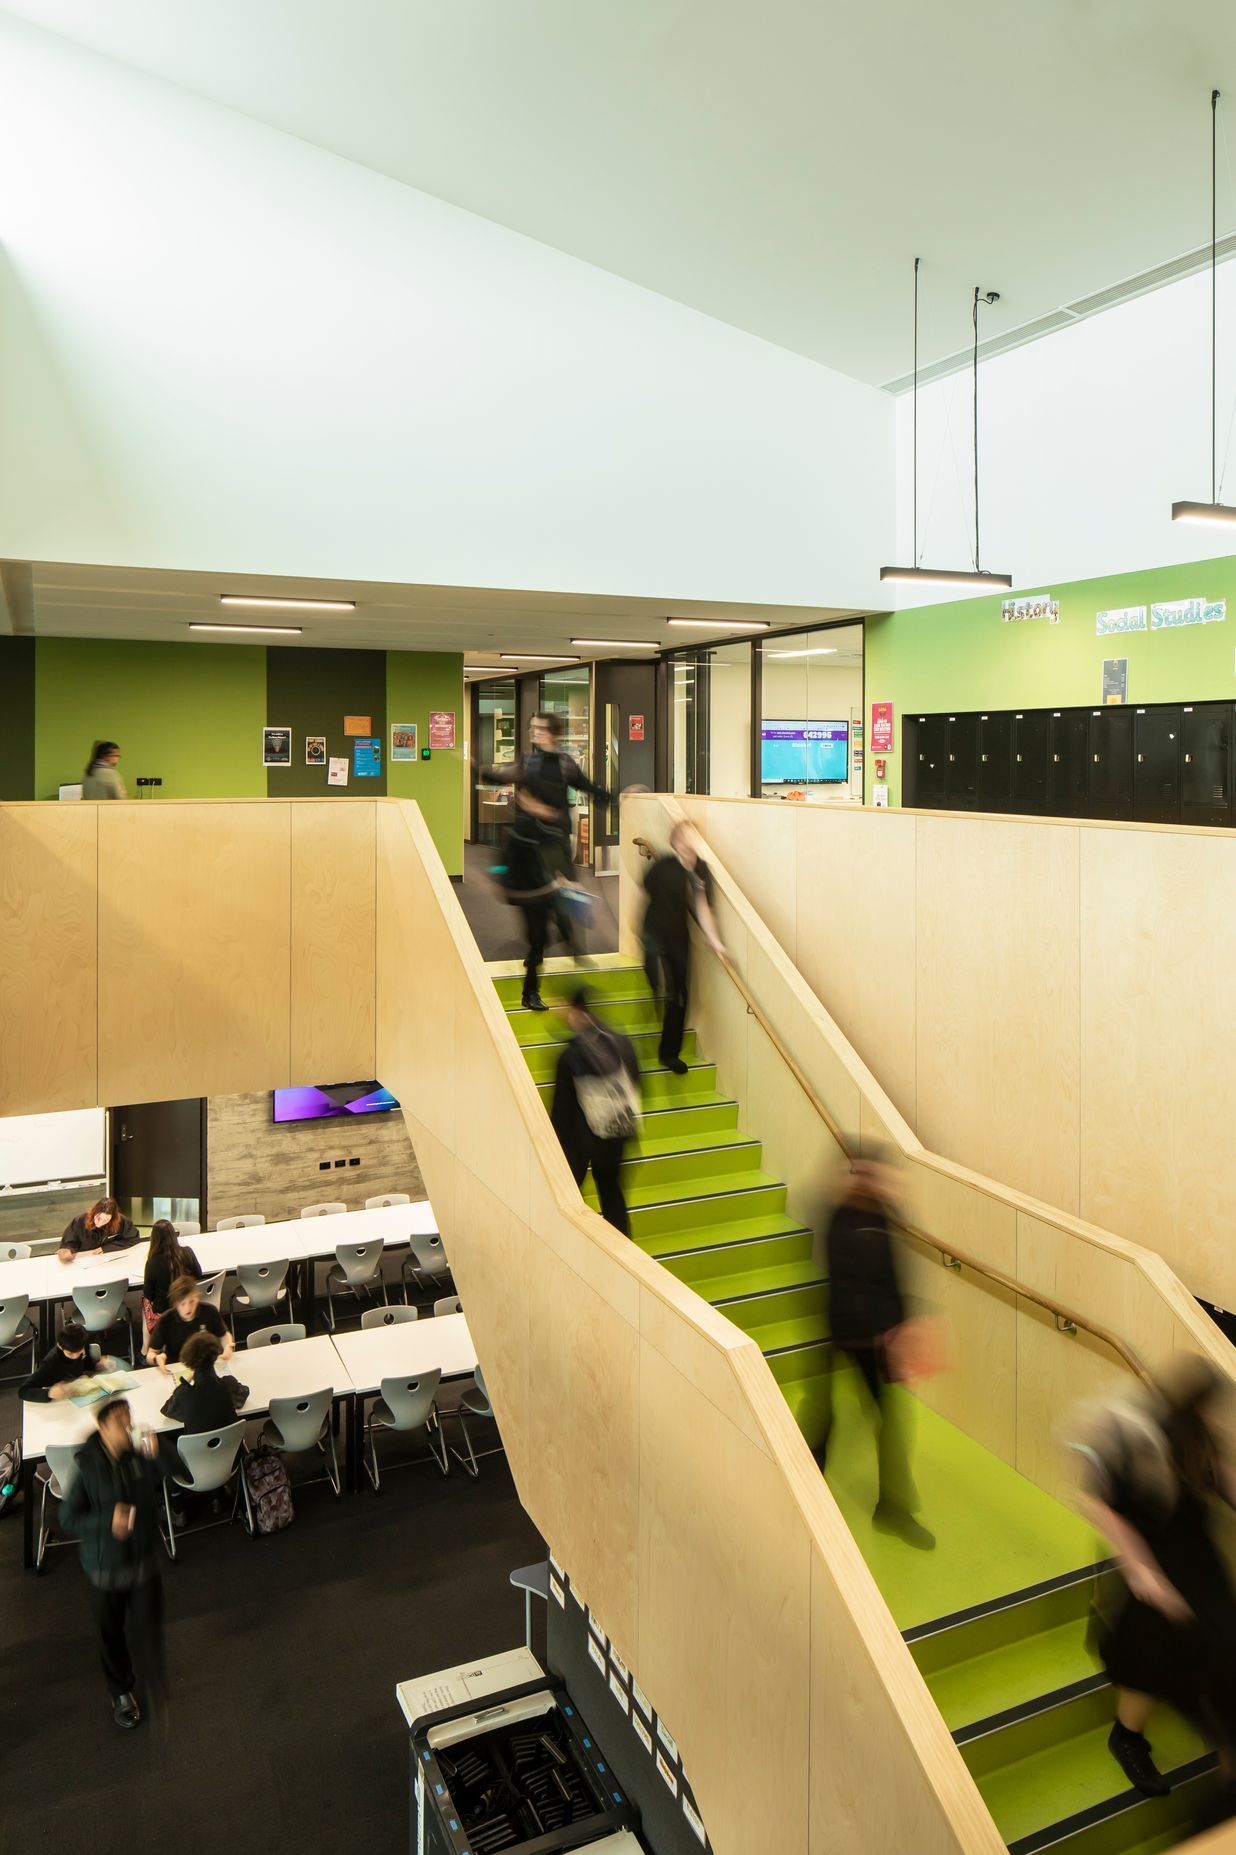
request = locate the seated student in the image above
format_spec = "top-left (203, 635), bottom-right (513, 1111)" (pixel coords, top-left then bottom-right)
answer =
top-left (58, 1196), bottom-right (140, 1263)
top-left (142, 1220), bottom-right (202, 1329)
top-left (159, 1332), bottom-right (247, 1435)
top-left (20, 1321), bottom-right (116, 1402)
top-left (146, 1275), bottom-right (232, 1371)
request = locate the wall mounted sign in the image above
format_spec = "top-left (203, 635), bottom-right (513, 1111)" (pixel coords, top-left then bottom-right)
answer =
top-left (327, 756), bottom-right (348, 787)
top-left (1096, 605), bottom-right (1147, 635)
top-left (262, 726), bottom-right (291, 766)
top-left (870, 701), bottom-right (894, 753)
top-left (1101, 658), bottom-right (1128, 705)
top-left (352, 736), bottom-right (381, 778)
top-left (305, 735), bottom-right (326, 766)
top-left (343, 715), bottom-right (371, 736)
top-left (390, 722), bottom-right (417, 762)
top-left (428, 709), bottom-right (456, 750)
top-left (1002, 596), bottom-right (1059, 623)
top-left (1149, 598), bottom-right (1226, 630)
top-left (629, 713), bottom-right (645, 741)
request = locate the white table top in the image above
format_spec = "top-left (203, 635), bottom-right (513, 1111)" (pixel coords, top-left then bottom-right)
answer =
top-left (331, 1313), bottom-right (477, 1394)
top-left (21, 1366), bottom-right (182, 1462)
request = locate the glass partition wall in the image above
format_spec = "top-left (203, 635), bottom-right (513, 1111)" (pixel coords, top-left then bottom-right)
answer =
top-left (472, 677), bottom-right (518, 845)
top-left (539, 663), bottom-right (592, 863)
top-left (759, 622), bottom-right (864, 803)
top-left (671, 641), bottom-right (753, 796)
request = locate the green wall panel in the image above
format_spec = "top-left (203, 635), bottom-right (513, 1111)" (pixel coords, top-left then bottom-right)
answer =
top-left (265, 646), bottom-right (388, 798)
top-left (0, 636), bottom-right (36, 799)
top-left (386, 650), bottom-right (464, 877)
top-left (35, 637), bottom-right (266, 800)
top-left (865, 552), bottom-right (1236, 805)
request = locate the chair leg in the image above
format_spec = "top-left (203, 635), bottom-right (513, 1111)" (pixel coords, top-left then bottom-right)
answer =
top-left (364, 1412), bottom-right (381, 1493)
top-left (237, 1464), bottom-right (254, 1537)
top-left (35, 1476), bottom-right (50, 1571)
top-left (162, 1480), bottom-right (178, 1562)
top-left (325, 1277), bottom-right (337, 1331)
top-left (449, 1409), bottom-right (479, 1479)
top-left (323, 1424), bottom-right (341, 1497)
top-left (426, 1408), bottom-right (450, 1476)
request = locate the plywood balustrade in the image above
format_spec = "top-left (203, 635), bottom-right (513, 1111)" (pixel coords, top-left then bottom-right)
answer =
top-left (0, 803), bottom-right (98, 1115)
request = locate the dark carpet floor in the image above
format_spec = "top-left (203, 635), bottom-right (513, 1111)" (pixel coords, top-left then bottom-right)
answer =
top-left (455, 842), bottom-right (619, 961)
top-left (0, 1367), bottom-right (543, 1855)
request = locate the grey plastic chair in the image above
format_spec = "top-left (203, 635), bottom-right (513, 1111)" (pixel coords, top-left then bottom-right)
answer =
top-left (197, 1271), bottom-right (226, 1311)
top-left (433, 1295), bottom-right (463, 1318)
top-left (162, 1421), bottom-right (247, 1558)
top-left (2, 1241), bottom-right (32, 1261)
top-left (70, 1279), bottom-right (134, 1366)
top-left (35, 1442), bottom-right (81, 1571)
top-left (230, 1259), bottom-right (292, 1332)
top-left (246, 1322), bottom-right (307, 1348)
top-left (215, 1214), bottom-right (265, 1231)
top-left (325, 1241), bottom-right (388, 1329)
top-left (361, 1304), bottom-right (418, 1329)
top-left (365, 1368), bottom-right (446, 1490)
top-left (401, 1230), bottom-right (451, 1301)
top-left (365, 1193), bottom-right (410, 1209)
top-left (174, 1220), bottom-right (201, 1237)
top-left (260, 1388), bottom-right (340, 1496)
top-left (0, 1294), bottom-right (36, 1367)
top-left (442, 1362), bottom-right (492, 1480)
top-left (300, 1202), bottom-right (347, 1218)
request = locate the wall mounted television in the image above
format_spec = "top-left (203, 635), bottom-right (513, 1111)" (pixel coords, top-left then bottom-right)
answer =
top-left (760, 719), bottom-right (849, 785)
top-left (272, 1082), bottom-right (400, 1124)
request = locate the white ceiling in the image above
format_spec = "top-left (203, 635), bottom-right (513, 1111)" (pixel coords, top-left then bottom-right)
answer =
top-left (0, 559), bottom-right (858, 664)
top-left (4, 0), bottom-right (1235, 385)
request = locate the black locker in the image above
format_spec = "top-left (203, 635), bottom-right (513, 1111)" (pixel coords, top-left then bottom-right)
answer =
top-left (1133, 707), bottom-right (1182, 824)
top-left (901, 715), bottom-right (921, 806)
top-left (1049, 709), bottom-right (1090, 816)
top-left (1181, 703), bottom-right (1233, 827)
top-left (977, 712), bottom-right (1013, 811)
top-left (1088, 707), bottom-right (1134, 820)
top-left (946, 714), bottom-right (980, 809)
top-left (1011, 710), bottom-right (1050, 812)
top-left (914, 714), bottom-right (949, 809)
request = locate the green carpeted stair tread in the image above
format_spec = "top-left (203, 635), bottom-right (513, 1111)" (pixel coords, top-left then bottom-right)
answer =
top-left (492, 965), bottom-right (650, 1006)
top-left (639, 1099), bottom-right (741, 1138)
top-left (722, 1282), bottom-right (829, 1336)
top-left (747, 1310), bottom-right (831, 1354)
top-left (1029, 1772), bottom-right (1218, 1855)
top-left (659, 1230), bottom-right (819, 1287)
top-left (583, 1166), bottom-right (781, 1214)
top-left (926, 1617), bottom-right (1105, 1735)
top-left (621, 1130), bottom-right (761, 1172)
top-left (535, 1066), bottom-right (720, 1108)
top-left (624, 1182), bottom-right (787, 1237)
top-left (506, 996), bottom-right (668, 1042)
top-left (634, 1213), bottom-right (816, 1261)
top-left (679, 1254), bottom-right (827, 1304)
top-left (521, 1029), bottom-right (699, 1080)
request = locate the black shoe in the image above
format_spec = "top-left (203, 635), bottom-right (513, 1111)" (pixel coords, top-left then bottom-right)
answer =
top-left (664, 1057), bottom-right (689, 1076)
top-left (113, 1692), bottom-right (141, 1730)
top-left (1108, 1722), bottom-right (1170, 1796)
top-left (522, 990), bottom-right (548, 1013)
top-left (872, 1501), bottom-right (936, 1551)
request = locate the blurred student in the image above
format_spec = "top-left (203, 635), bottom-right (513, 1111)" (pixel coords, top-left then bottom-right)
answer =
top-left (146, 1275), bottom-right (232, 1370)
top-left (82, 740), bottom-right (127, 800)
top-left (641, 822), bottom-right (727, 1073)
top-left (815, 1157), bottom-right (934, 1549)
top-left (58, 1196), bottom-right (140, 1262)
top-left (59, 1397), bottom-right (166, 1729)
top-left (19, 1321), bottom-right (115, 1402)
top-left (142, 1219), bottom-right (202, 1328)
top-left (1072, 1359), bottom-right (1236, 1813)
top-left (551, 988), bottom-right (641, 1237)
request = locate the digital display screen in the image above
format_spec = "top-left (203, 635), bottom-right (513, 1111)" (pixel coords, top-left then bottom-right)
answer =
top-left (272, 1082), bottom-right (400, 1124)
top-left (760, 720), bottom-right (849, 784)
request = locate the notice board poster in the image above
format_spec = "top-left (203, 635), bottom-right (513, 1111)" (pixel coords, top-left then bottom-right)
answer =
top-left (428, 710), bottom-right (456, 750)
top-left (352, 736), bottom-right (381, 778)
top-left (870, 701), bottom-right (894, 754)
top-left (1101, 659), bottom-right (1128, 705)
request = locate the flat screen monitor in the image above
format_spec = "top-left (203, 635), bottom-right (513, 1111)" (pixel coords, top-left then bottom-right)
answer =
top-left (760, 719), bottom-right (849, 785)
top-left (272, 1082), bottom-right (400, 1124)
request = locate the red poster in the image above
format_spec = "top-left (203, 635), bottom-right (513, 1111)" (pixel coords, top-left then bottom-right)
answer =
top-left (870, 701), bottom-right (894, 754)
top-left (629, 714), bottom-right (645, 742)
top-left (428, 710), bottom-right (456, 750)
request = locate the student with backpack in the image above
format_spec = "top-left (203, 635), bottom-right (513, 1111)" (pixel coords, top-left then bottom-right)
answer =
top-left (550, 988), bottom-right (641, 1237)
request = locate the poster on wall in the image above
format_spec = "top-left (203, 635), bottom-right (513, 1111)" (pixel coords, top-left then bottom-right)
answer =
top-left (1149, 598), bottom-right (1226, 630)
top-left (328, 757), bottom-right (349, 787)
top-left (870, 702), bottom-right (894, 753)
top-left (428, 709), bottom-right (456, 750)
top-left (629, 714), bottom-right (645, 741)
top-left (1001, 596), bottom-right (1059, 623)
top-left (262, 726), bottom-right (291, 767)
top-left (390, 723), bottom-right (418, 762)
top-left (343, 715), bottom-right (371, 736)
top-left (1101, 659), bottom-right (1128, 705)
top-left (1096, 605), bottom-right (1146, 635)
top-left (305, 735), bottom-right (326, 766)
top-left (352, 736), bottom-right (381, 778)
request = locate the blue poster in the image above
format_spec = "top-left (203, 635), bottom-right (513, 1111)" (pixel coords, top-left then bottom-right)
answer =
top-left (353, 736), bottom-right (381, 778)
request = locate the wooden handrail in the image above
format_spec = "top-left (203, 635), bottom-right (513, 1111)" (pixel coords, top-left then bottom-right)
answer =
top-left (630, 832), bottom-right (1150, 1383)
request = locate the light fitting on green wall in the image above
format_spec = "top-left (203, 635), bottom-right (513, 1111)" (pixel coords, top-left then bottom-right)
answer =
top-left (1172, 90), bottom-right (1236, 530)
top-left (881, 259), bottom-right (1012, 592)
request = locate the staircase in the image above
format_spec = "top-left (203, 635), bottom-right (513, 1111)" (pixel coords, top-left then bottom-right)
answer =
top-left (493, 957), bottom-right (1218, 1855)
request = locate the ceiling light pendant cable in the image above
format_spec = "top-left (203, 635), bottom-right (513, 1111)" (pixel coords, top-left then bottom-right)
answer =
top-left (1172, 89), bottom-right (1236, 526)
top-left (881, 260), bottom-right (1012, 591)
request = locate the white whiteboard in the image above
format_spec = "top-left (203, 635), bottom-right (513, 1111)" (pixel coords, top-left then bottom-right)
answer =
top-left (0, 1109), bottom-right (107, 1189)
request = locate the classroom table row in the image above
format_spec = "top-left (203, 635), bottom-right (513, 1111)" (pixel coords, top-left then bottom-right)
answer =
top-left (17, 1311), bottom-right (477, 1569)
top-left (1, 1200), bottom-right (439, 1348)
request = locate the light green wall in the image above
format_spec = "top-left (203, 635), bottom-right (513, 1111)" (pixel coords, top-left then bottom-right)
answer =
top-left (865, 552), bottom-right (1236, 805)
top-left (386, 650), bottom-right (464, 876)
top-left (35, 637), bottom-right (266, 800)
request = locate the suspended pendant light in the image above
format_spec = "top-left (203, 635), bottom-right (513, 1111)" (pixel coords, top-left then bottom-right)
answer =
top-left (881, 261), bottom-right (1012, 591)
top-left (1172, 91), bottom-right (1236, 527)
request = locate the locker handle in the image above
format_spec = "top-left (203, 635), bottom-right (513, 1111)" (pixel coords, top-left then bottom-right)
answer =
top-left (1137, 753), bottom-right (1144, 763)
top-left (1016, 754), bottom-right (1023, 762)
top-left (1093, 754), bottom-right (1100, 763)
top-left (948, 754), bottom-right (955, 762)
top-left (1053, 753), bottom-right (1060, 763)
top-left (980, 754), bottom-right (988, 763)
top-left (1185, 753), bottom-right (1192, 764)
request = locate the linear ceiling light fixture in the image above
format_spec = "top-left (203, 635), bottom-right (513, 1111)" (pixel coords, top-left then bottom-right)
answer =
top-left (190, 622), bottom-right (303, 636)
top-left (219, 594), bottom-right (356, 611)
top-left (570, 638), bottom-right (658, 650)
top-left (500, 654), bottom-right (580, 663)
top-left (1172, 90), bottom-right (1236, 528)
top-left (665, 617), bottom-right (771, 631)
top-left (880, 259), bottom-right (1012, 592)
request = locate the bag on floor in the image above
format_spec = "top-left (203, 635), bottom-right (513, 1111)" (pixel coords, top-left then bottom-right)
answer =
top-left (0, 1436), bottom-right (20, 1515)
top-left (244, 1448), bottom-right (294, 1535)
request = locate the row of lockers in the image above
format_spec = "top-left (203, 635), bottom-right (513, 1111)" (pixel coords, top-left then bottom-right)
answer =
top-left (902, 701), bottom-right (1234, 826)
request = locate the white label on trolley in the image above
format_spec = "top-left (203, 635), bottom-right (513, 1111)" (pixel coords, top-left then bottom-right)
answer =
top-left (630, 1678), bottom-right (652, 1721)
top-left (587, 1609), bottom-right (607, 1648)
top-left (656, 1749), bottom-right (679, 1796)
top-left (609, 1646), bottom-right (629, 1683)
top-left (587, 1635), bottom-right (606, 1675)
top-left (550, 1576), bottom-right (565, 1607)
top-left (657, 1719), bottom-right (679, 1762)
top-left (609, 1671), bottom-right (630, 1713)
top-left (682, 1793), bottom-right (707, 1845)
top-left (632, 1712), bottom-right (653, 1755)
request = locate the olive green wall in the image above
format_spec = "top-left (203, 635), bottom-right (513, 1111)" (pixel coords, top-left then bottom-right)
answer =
top-left (265, 645), bottom-right (388, 798)
top-left (0, 636), bottom-right (35, 799)
top-left (386, 650), bottom-right (464, 877)
top-left (865, 552), bottom-right (1236, 805)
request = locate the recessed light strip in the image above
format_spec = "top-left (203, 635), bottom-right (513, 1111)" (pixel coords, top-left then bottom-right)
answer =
top-left (219, 594), bottom-right (355, 611)
top-left (500, 654), bottom-right (580, 663)
top-left (570, 638), bottom-right (658, 650)
top-left (190, 622), bottom-right (303, 636)
top-left (665, 618), bottom-right (770, 632)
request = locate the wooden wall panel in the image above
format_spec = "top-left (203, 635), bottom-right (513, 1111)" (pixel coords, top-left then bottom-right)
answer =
top-left (0, 805), bottom-right (98, 1113)
top-left (206, 1088), bottom-right (422, 1225)
top-left (678, 795), bottom-right (800, 960)
top-left (97, 803), bottom-right (291, 1104)
top-left (289, 800), bottom-right (376, 1084)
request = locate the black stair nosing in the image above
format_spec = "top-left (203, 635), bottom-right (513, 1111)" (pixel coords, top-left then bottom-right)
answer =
top-left (761, 1335), bottom-right (833, 1360)
top-left (1005, 1753), bottom-right (1218, 1855)
top-left (640, 1098), bottom-right (739, 1121)
top-left (712, 1273), bottom-right (829, 1308)
top-left (626, 1179), bottom-right (785, 1214)
top-left (519, 1027), bottom-right (693, 1054)
top-left (623, 1137), bottom-right (763, 1169)
top-left (903, 1560), bottom-right (1117, 1646)
top-left (952, 1673), bottom-right (1111, 1749)
top-left (651, 1224), bottom-right (815, 1263)
top-left (505, 993), bottom-right (658, 1019)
